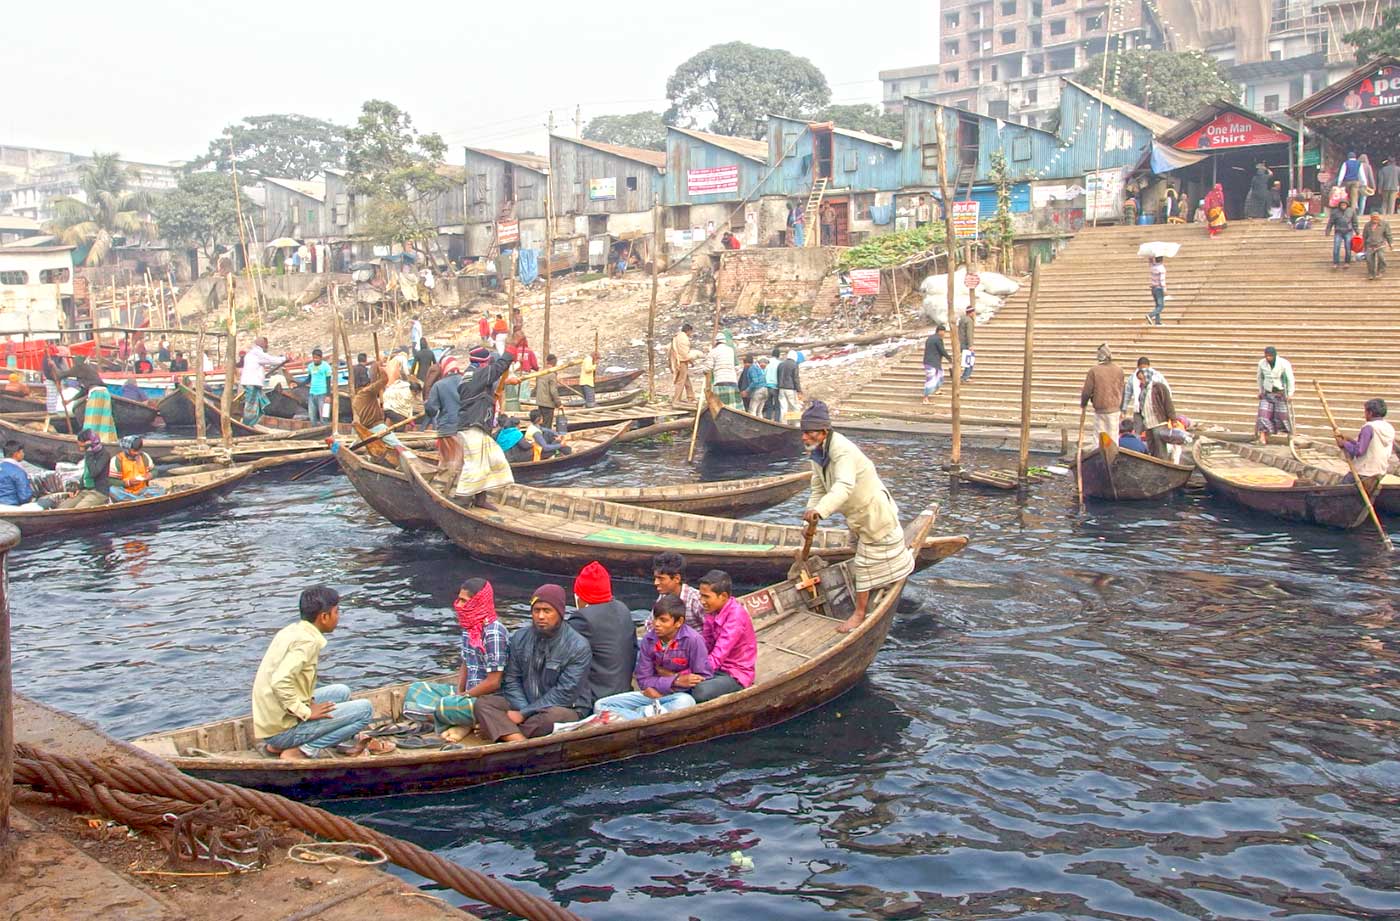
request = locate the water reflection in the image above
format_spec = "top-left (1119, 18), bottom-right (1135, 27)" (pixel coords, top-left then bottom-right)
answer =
top-left (9, 434), bottom-right (1400, 920)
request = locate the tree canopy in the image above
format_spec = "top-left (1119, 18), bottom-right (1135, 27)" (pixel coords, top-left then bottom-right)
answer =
top-left (665, 42), bottom-right (831, 139)
top-left (193, 114), bottom-right (347, 181)
top-left (815, 104), bottom-right (904, 141)
top-left (345, 100), bottom-right (451, 246)
top-left (1345, 7), bottom-right (1400, 63)
top-left (153, 172), bottom-right (239, 262)
top-left (1074, 50), bottom-right (1238, 120)
top-left (583, 111), bottom-right (668, 151)
top-left (47, 153), bottom-right (156, 265)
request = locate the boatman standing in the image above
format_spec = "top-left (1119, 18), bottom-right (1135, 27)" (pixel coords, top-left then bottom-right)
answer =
top-left (799, 401), bottom-right (914, 635)
top-left (1080, 344), bottom-right (1125, 443)
top-left (1336, 398), bottom-right (1395, 488)
top-left (453, 350), bottom-right (515, 509)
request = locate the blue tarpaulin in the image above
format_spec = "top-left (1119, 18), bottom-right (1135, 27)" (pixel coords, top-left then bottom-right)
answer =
top-left (516, 248), bottom-right (540, 285)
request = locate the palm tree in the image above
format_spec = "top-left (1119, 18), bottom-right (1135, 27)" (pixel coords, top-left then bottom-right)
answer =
top-left (46, 152), bottom-right (157, 265)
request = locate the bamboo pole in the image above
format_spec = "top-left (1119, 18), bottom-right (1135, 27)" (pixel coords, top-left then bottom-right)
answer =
top-left (227, 139), bottom-right (259, 331)
top-left (1018, 257), bottom-right (1040, 481)
top-left (544, 189), bottom-right (554, 359)
top-left (338, 316), bottom-right (356, 401)
top-left (1314, 380), bottom-right (1392, 551)
top-left (647, 194), bottom-right (660, 400)
top-left (220, 276), bottom-right (237, 449)
top-left (507, 251), bottom-right (517, 336)
top-left (193, 325), bottom-right (208, 445)
top-left (1075, 405), bottom-right (1086, 514)
top-left (331, 311), bottom-right (341, 431)
top-left (935, 112), bottom-right (962, 468)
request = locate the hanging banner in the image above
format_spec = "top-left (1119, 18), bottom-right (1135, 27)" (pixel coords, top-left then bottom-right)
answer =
top-left (1085, 168), bottom-right (1126, 222)
top-left (496, 220), bottom-right (519, 245)
top-left (849, 268), bottom-right (881, 296)
top-left (588, 178), bottom-right (617, 201)
top-left (951, 200), bottom-right (980, 239)
top-left (1174, 112), bottom-right (1292, 151)
top-left (1305, 64), bottom-right (1400, 117)
top-left (687, 165), bottom-right (740, 197)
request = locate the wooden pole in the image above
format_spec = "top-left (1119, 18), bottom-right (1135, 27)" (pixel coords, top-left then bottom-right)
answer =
top-left (1018, 257), bottom-right (1040, 481)
top-left (544, 189), bottom-right (554, 359)
top-left (330, 311), bottom-right (341, 431)
top-left (220, 276), bottom-right (237, 449)
top-left (507, 251), bottom-right (517, 338)
top-left (935, 111), bottom-right (962, 468)
top-left (1075, 404), bottom-right (1086, 514)
top-left (1314, 380), bottom-right (1392, 551)
top-left (338, 317), bottom-right (356, 401)
top-left (226, 139), bottom-right (259, 331)
top-left (193, 325), bottom-right (208, 445)
top-left (647, 194), bottom-right (660, 400)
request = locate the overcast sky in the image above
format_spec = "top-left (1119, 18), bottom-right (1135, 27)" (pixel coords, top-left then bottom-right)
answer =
top-left (4, 0), bottom-right (936, 166)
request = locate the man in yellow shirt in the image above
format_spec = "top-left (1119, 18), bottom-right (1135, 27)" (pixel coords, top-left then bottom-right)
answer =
top-left (579, 351), bottom-right (598, 407)
top-left (252, 586), bottom-right (395, 760)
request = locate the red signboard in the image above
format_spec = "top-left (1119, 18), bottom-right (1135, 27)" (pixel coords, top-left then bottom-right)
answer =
top-left (497, 220), bottom-right (519, 245)
top-left (849, 269), bottom-right (881, 296)
top-left (687, 165), bottom-right (740, 197)
top-left (1306, 64), bottom-right (1400, 117)
top-left (1174, 112), bottom-right (1292, 151)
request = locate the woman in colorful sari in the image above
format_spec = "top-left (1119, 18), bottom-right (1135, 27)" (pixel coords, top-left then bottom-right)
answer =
top-left (74, 362), bottom-right (118, 444)
top-left (1204, 184), bottom-right (1227, 238)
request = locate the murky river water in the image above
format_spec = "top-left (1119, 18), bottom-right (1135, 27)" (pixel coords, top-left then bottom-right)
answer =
top-left (10, 434), bottom-right (1400, 920)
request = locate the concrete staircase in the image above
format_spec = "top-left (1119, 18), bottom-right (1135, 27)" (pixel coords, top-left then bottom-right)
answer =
top-left (843, 218), bottom-right (1400, 440)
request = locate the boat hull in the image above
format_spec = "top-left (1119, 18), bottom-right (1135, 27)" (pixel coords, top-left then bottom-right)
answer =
top-left (696, 400), bottom-right (803, 456)
top-left (1072, 443), bottom-right (1193, 500)
top-left (1194, 439), bottom-right (1373, 529)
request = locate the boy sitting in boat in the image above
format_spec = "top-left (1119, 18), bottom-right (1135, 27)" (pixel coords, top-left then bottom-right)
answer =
top-left (672, 570), bottom-right (756, 704)
top-left (402, 578), bottom-right (510, 742)
top-left (253, 586), bottom-right (396, 760)
top-left (473, 584), bottom-right (593, 743)
top-left (594, 594), bottom-right (713, 722)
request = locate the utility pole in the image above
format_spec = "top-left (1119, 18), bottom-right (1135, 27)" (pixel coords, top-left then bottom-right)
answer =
top-left (935, 112), bottom-right (962, 469)
top-left (574, 105), bottom-right (582, 138)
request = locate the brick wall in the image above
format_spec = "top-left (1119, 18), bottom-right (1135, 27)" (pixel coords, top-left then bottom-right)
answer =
top-left (714, 247), bottom-right (840, 311)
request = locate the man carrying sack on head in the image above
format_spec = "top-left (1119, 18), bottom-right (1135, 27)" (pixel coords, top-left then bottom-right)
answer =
top-left (799, 401), bottom-right (913, 636)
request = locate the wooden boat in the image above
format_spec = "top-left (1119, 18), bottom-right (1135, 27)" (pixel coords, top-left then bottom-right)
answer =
top-left (255, 415), bottom-right (336, 439)
top-left (1067, 435), bottom-right (1194, 500)
top-left (262, 386), bottom-right (308, 420)
top-left (524, 389), bottom-right (643, 411)
top-left (1193, 438), bottom-right (1378, 529)
top-left (0, 465), bottom-right (252, 538)
top-left (132, 509), bottom-right (936, 799)
top-left (0, 414), bottom-right (328, 468)
top-left (510, 421), bottom-right (631, 480)
top-left (284, 384), bottom-right (352, 422)
top-left (1288, 441), bottom-right (1400, 517)
top-left (156, 386), bottom-right (259, 435)
top-left (558, 368), bottom-right (643, 394)
top-left (532, 404), bottom-right (686, 433)
top-left (404, 455), bottom-right (967, 581)
top-left (339, 448), bottom-right (810, 531)
top-left (0, 390), bottom-right (160, 435)
top-left (696, 394), bottom-right (803, 456)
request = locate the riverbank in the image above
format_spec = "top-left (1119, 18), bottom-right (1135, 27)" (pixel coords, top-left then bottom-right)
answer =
top-left (4, 696), bottom-right (474, 920)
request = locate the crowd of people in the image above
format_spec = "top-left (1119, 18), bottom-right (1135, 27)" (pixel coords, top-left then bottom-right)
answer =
top-left (667, 321), bottom-right (807, 422)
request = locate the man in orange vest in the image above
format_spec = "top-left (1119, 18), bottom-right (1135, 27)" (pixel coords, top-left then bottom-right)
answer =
top-left (107, 436), bottom-right (165, 502)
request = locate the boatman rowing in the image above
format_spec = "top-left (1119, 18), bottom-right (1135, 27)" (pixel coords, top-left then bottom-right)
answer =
top-left (799, 401), bottom-right (914, 634)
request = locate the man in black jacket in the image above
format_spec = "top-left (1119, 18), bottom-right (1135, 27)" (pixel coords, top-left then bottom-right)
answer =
top-left (567, 561), bottom-right (637, 711)
top-left (922, 327), bottom-right (951, 403)
top-left (424, 356), bottom-right (465, 491)
top-left (776, 351), bottom-right (802, 424)
top-left (451, 352), bottom-right (515, 507)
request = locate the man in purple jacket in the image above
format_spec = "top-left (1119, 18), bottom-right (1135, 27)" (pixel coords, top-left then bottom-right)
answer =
top-left (592, 595), bottom-right (712, 722)
top-left (675, 570), bottom-right (757, 704)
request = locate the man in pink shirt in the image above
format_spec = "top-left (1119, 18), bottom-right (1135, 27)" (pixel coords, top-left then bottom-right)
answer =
top-left (673, 569), bottom-right (756, 703)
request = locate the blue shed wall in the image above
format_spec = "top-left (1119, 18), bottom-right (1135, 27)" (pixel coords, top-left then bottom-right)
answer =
top-left (766, 117), bottom-right (903, 198)
top-left (663, 130), bottom-right (766, 206)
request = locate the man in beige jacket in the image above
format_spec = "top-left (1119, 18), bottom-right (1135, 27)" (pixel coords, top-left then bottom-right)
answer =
top-left (668, 322), bottom-right (699, 404)
top-left (799, 401), bottom-right (914, 634)
top-left (1080, 343), bottom-right (1125, 442)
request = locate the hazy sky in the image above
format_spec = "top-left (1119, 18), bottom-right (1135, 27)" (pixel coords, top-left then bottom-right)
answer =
top-left (5, 0), bottom-right (936, 166)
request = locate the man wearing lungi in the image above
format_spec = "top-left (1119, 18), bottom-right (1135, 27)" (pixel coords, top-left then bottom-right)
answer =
top-left (1255, 346), bottom-right (1294, 445)
top-left (454, 350), bottom-right (516, 509)
top-left (799, 401), bottom-right (914, 635)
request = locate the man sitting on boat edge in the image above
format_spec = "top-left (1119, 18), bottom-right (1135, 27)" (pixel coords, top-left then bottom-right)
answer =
top-left (108, 436), bottom-right (165, 502)
top-left (595, 594), bottom-right (713, 721)
top-left (253, 586), bottom-right (396, 760)
top-left (568, 562), bottom-right (638, 712)
top-left (799, 401), bottom-right (914, 634)
top-left (1336, 398), bottom-right (1395, 487)
top-left (403, 578), bottom-right (510, 742)
top-left (672, 569), bottom-right (756, 704)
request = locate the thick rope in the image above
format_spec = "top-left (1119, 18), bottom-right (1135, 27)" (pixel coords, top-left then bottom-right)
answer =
top-left (14, 744), bottom-right (583, 921)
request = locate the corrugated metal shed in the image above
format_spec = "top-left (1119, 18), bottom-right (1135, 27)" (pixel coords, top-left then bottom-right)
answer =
top-left (664, 127), bottom-right (769, 206)
top-left (464, 147), bottom-right (549, 224)
top-left (549, 135), bottom-right (663, 217)
top-left (767, 115), bottom-right (904, 198)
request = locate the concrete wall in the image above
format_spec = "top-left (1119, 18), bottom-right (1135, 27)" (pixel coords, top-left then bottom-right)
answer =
top-left (713, 247), bottom-right (839, 311)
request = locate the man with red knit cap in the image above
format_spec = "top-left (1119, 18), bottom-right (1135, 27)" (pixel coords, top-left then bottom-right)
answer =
top-left (567, 561), bottom-right (638, 712)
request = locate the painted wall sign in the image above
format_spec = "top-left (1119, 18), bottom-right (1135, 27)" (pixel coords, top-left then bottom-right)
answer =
top-left (1306, 65), bottom-right (1400, 117)
top-left (952, 200), bottom-right (980, 239)
top-left (588, 178), bottom-right (617, 201)
top-left (1174, 112), bottom-right (1292, 150)
top-left (687, 165), bottom-right (740, 197)
top-left (849, 268), bottom-right (881, 296)
top-left (497, 220), bottom-right (519, 245)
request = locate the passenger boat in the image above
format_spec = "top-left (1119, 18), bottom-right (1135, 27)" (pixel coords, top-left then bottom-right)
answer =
top-left (695, 394), bottom-right (803, 456)
top-left (0, 390), bottom-right (160, 436)
top-left (525, 389), bottom-right (643, 411)
top-left (339, 447), bottom-right (809, 531)
top-left (558, 368), bottom-right (643, 394)
top-left (132, 509), bottom-right (937, 799)
top-left (262, 386), bottom-right (309, 420)
top-left (403, 455), bottom-right (967, 581)
top-left (1068, 434), bottom-right (1194, 500)
top-left (1193, 438), bottom-right (1378, 529)
top-left (1288, 441), bottom-right (1400, 516)
top-left (156, 386), bottom-right (259, 434)
top-left (0, 465), bottom-right (252, 538)
top-left (531, 404), bottom-right (686, 433)
top-left (0, 414), bottom-right (327, 468)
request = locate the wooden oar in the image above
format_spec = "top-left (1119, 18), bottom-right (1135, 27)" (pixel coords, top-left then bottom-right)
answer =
top-left (685, 379), bottom-right (712, 463)
top-left (1313, 380), bottom-right (1393, 550)
top-left (1075, 404), bottom-right (1086, 513)
top-left (289, 413), bottom-right (424, 482)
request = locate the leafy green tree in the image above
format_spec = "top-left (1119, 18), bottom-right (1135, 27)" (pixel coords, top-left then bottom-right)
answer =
top-left (665, 42), bottom-right (831, 139)
top-left (815, 104), bottom-right (904, 141)
top-left (1345, 7), bottom-right (1400, 63)
top-left (583, 111), bottom-right (668, 150)
top-left (153, 172), bottom-right (239, 263)
top-left (987, 151), bottom-right (1015, 273)
top-left (47, 152), bottom-right (156, 265)
top-left (345, 100), bottom-right (450, 247)
top-left (1075, 50), bottom-right (1238, 119)
top-left (193, 114), bottom-right (347, 181)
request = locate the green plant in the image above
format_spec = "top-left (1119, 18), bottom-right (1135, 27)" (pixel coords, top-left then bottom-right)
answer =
top-left (987, 151), bottom-right (1015, 273)
top-left (836, 224), bottom-right (947, 270)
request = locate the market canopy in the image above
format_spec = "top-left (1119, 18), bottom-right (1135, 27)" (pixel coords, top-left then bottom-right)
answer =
top-left (1286, 55), bottom-right (1400, 153)
top-left (1159, 100), bottom-right (1297, 153)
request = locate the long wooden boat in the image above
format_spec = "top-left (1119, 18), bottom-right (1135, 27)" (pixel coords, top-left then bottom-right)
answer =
top-left (404, 455), bottom-right (967, 581)
top-left (1288, 441), bottom-right (1400, 517)
top-left (1068, 434), bottom-right (1194, 500)
top-left (558, 368), bottom-right (643, 394)
top-left (532, 404), bottom-right (686, 433)
top-left (696, 393), bottom-right (803, 456)
top-left (523, 389), bottom-right (643, 411)
top-left (0, 414), bottom-right (328, 468)
top-left (510, 421), bottom-right (631, 480)
top-left (1193, 438), bottom-right (1378, 529)
top-left (156, 386), bottom-right (260, 435)
top-left (1, 465), bottom-right (252, 538)
top-left (0, 390), bottom-right (160, 436)
top-left (132, 509), bottom-right (936, 799)
top-left (284, 384), bottom-right (352, 422)
top-left (339, 447), bottom-right (810, 531)
top-left (263, 386), bottom-right (308, 420)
